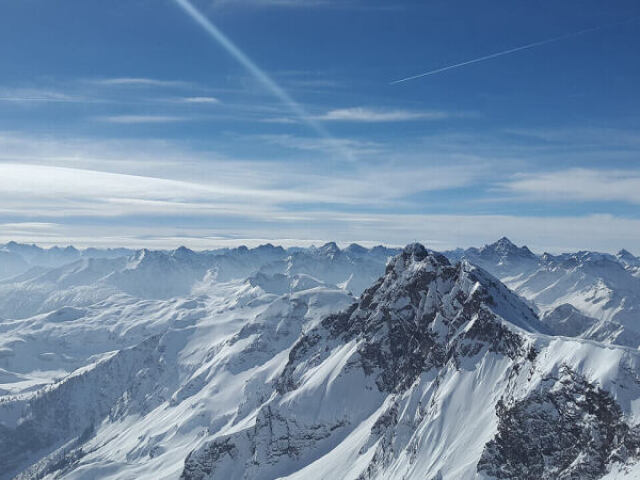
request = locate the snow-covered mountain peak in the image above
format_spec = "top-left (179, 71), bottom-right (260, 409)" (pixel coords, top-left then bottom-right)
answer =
top-left (317, 241), bottom-right (341, 258)
top-left (126, 248), bottom-right (159, 269)
top-left (171, 245), bottom-right (197, 259)
top-left (490, 235), bottom-right (517, 250)
top-left (400, 241), bottom-right (430, 258)
top-left (479, 236), bottom-right (536, 259)
top-left (354, 244), bottom-right (545, 336)
top-left (540, 251), bottom-right (553, 261)
top-left (278, 244), bottom-right (542, 395)
top-left (543, 251), bottom-right (627, 276)
top-left (5, 241), bottom-right (640, 479)
top-left (568, 250), bottom-right (617, 264)
top-left (617, 249), bottom-right (640, 268)
top-left (344, 243), bottom-right (368, 257)
top-left (254, 243), bottom-right (286, 255)
top-left (126, 247), bottom-right (201, 270)
top-left (452, 237), bottom-right (541, 281)
top-left (1, 241), bottom-right (82, 268)
top-left (458, 243), bottom-right (640, 348)
top-left (382, 242), bottom-right (444, 275)
top-left (183, 245), bottom-right (628, 480)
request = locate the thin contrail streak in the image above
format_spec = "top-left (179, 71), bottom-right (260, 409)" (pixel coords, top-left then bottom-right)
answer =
top-left (173, 0), bottom-right (353, 161)
top-left (391, 17), bottom-right (639, 85)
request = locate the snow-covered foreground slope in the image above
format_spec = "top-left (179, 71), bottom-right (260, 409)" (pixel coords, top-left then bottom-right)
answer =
top-left (0, 275), bottom-right (354, 479)
top-left (3, 243), bottom-right (640, 479)
top-left (450, 238), bottom-right (640, 348)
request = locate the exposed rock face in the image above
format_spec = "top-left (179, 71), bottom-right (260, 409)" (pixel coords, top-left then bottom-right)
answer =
top-left (0, 335), bottom-right (164, 478)
top-left (181, 244), bottom-right (560, 479)
top-left (181, 438), bottom-right (239, 480)
top-left (478, 366), bottom-right (640, 479)
top-left (7, 241), bottom-right (640, 480)
top-left (180, 407), bottom-right (350, 480)
top-left (279, 243), bottom-right (540, 394)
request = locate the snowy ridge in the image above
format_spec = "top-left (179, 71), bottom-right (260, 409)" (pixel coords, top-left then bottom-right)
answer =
top-left (180, 244), bottom-right (640, 480)
top-left (0, 242), bottom-right (397, 321)
top-left (0, 271), bottom-right (354, 480)
top-left (447, 238), bottom-right (640, 348)
top-left (2, 241), bottom-right (640, 479)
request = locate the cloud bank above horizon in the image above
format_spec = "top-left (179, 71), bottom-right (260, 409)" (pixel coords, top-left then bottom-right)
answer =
top-left (0, 0), bottom-right (639, 253)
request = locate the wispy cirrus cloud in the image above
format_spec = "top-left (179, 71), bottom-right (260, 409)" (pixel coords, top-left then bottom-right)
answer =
top-left (95, 115), bottom-right (192, 124)
top-left (256, 133), bottom-right (384, 156)
top-left (0, 162), bottom-right (303, 220)
top-left (0, 159), bottom-right (479, 221)
top-left (92, 77), bottom-right (193, 88)
top-left (0, 131), bottom-right (486, 222)
top-left (0, 87), bottom-right (85, 103)
top-left (173, 0), bottom-right (356, 161)
top-left (1, 131), bottom-right (639, 252)
top-left (259, 106), bottom-right (471, 126)
top-left (0, 80), bottom-right (218, 108)
top-left (180, 96), bottom-right (220, 104)
top-left (316, 107), bottom-right (454, 123)
top-left (500, 168), bottom-right (640, 204)
top-left (505, 127), bottom-right (640, 150)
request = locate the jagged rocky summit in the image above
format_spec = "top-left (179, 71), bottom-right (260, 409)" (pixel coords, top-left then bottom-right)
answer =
top-left (180, 244), bottom-right (640, 480)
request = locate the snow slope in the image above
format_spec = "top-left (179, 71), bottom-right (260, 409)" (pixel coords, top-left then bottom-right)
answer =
top-left (0, 272), bottom-right (354, 480)
top-left (2, 242), bottom-right (640, 479)
top-left (179, 244), bottom-right (640, 480)
top-left (449, 238), bottom-right (640, 348)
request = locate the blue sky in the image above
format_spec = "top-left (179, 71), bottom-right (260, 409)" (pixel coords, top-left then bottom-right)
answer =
top-left (1, 0), bottom-right (639, 252)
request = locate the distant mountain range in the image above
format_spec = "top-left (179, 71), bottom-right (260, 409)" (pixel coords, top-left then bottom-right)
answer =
top-left (442, 237), bottom-right (640, 348)
top-left (1, 239), bottom-right (640, 479)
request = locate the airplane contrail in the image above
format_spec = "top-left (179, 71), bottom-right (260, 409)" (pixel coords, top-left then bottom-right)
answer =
top-left (391, 17), bottom-right (639, 85)
top-left (172, 0), bottom-right (353, 161)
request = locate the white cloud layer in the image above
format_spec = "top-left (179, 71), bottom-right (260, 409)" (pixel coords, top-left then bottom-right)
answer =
top-left (317, 107), bottom-right (451, 122)
top-left (0, 88), bottom-right (85, 103)
top-left (181, 96), bottom-right (220, 104)
top-left (1, 213), bottom-right (638, 254)
top-left (95, 115), bottom-right (191, 124)
top-left (93, 77), bottom-right (192, 88)
top-left (501, 168), bottom-right (640, 204)
top-left (1, 132), bottom-right (638, 253)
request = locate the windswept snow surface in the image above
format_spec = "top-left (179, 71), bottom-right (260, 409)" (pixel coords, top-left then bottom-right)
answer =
top-left (1, 241), bottom-right (640, 479)
top-left (448, 238), bottom-right (640, 348)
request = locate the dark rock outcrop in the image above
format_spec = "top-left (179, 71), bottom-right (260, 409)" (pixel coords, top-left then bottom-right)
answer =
top-left (478, 366), bottom-right (640, 479)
